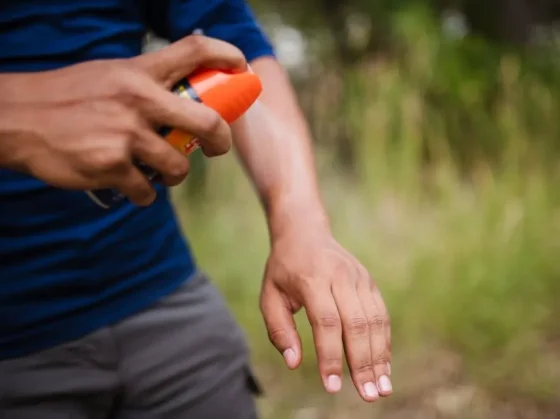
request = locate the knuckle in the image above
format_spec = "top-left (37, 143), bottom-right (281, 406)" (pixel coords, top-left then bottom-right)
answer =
top-left (119, 112), bottom-right (143, 137)
top-left (125, 174), bottom-right (154, 198)
top-left (186, 35), bottom-right (209, 60)
top-left (373, 351), bottom-right (391, 366)
top-left (358, 264), bottom-right (371, 280)
top-left (200, 111), bottom-right (223, 137)
top-left (108, 66), bottom-right (135, 93)
top-left (138, 184), bottom-right (155, 199)
top-left (368, 315), bottom-right (387, 333)
top-left (320, 356), bottom-right (342, 371)
top-left (200, 114), bottom-right (230, 154)
top-left (352, 358), bottom-right (374, 375)
top-left (110, 68), bottom-right (146, 102)
top-left (87, 147), bottom-right (128, 173)
top-left (169, 158), bottom-right (190, 178)
top-left (384, 314), bottom-right (391, 329)
top-left (313, 312), bottom-right (341, 330)
top-left (134, 190), bottom-right (156, 207)
top-left (267, 327), bottom-right (288, 345)
top-left (357, 266), bottom-right (372, 285)
top-left (347, 316), bottom-right (369, 336)
top-left (331, 259), bottom-right (352, 281)
top-left (130, 178), bottom-right (150, 194)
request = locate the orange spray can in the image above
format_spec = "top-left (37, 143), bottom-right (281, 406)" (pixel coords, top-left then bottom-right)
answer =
top-left (87, 67), bottom-right (263, 208)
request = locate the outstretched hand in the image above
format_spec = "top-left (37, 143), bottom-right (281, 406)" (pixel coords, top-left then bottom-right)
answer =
top-left (260, 224), bottom-right (392, 402)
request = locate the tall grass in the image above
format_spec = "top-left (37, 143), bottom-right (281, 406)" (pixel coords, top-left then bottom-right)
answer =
top-left (172, 11), bottom-right (560, 418)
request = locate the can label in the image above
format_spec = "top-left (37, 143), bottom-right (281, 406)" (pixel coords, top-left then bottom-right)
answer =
top-left (87, 78), bottom-right (202, 208)
top-left (158, 79), bottom-right (202, 155)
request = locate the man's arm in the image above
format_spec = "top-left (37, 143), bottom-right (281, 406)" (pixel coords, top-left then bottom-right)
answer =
top-left (231, 57), bottom-right (329, 237)
top-left (233, 57), bottom-right (393, 401)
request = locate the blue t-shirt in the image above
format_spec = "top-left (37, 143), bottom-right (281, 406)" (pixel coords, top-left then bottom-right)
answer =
top-left (0, 0), bottom-right (274, 360)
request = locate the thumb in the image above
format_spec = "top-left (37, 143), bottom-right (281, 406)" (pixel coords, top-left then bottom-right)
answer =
top-left (134, 35), bottom-right (247, 87)
top-left (260, 283), bottom-right (302, 370)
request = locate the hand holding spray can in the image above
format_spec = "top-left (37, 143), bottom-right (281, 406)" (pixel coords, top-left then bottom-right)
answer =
top-left (87, 67), bottom-right (263, 208)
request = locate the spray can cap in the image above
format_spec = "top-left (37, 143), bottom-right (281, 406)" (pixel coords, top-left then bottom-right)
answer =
top-left (188, 67), bottom-right (263, 124)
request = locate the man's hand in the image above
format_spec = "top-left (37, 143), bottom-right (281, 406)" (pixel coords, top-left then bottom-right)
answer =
top-left (0, 35), bottom-right (247, 205)
top-left (260, 222), bottom-right (392, 402)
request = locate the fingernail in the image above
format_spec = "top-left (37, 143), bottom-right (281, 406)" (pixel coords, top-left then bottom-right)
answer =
top-left (326, 375), bottom-right (341, 393)
top-left (378, 375), bottom-right (392, 393)
top-left (363, 381), bottom-right (379, 399)
top-left (282, 348), bottom-right (296, 367)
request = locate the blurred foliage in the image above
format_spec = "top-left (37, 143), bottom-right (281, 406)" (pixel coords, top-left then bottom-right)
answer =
top-left (251, 1), bottom-right (560, 174)
top-left (175, 1), bottom-right (560, 417)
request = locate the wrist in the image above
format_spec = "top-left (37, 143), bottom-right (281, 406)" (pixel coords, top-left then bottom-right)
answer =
top-left (266, 191), bottom-right (331, 242)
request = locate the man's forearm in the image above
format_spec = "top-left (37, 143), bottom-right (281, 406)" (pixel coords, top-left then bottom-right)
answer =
top-left (232, 57), bottom-right (330, 238)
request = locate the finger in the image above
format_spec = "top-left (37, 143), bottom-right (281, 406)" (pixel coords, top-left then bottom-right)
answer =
top-left (331, 279), bottom-right (379, 402)
top-left (383, 286), bottom-right (392, 371)
top-left (132, 126), bottom-right (190, 186)
top-left (138, 83), bottom-right (232, 157)
top-left (359, 277), bottom-right (392, 397)
top-left (303, 286), bottom-right (344, 394)
top-left (260, 282), bottom-right (302, 370)
top-left (134, 35), bottom-right (247, 87)
top-left (111, 165), bottom-right (157, 206)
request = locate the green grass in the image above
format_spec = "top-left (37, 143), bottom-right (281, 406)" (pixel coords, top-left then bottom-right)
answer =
top-left (171, 51), bottom-right (560, 418)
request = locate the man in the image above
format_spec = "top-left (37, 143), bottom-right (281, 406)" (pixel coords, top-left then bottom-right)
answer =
top-left (0, 1), bottom-right (392, 418)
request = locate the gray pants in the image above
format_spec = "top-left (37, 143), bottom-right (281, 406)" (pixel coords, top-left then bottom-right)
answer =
top-left (0, 273), bottom-right (261, 419)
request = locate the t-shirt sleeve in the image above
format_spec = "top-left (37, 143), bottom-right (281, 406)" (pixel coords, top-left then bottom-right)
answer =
top-left (165, 0), bottom-right (276, 62)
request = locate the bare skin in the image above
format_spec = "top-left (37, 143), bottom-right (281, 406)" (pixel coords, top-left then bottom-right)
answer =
top-left (0, 35), bottom-right (247, 205)
top-left (233, 58), bottom-right (392, 402)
